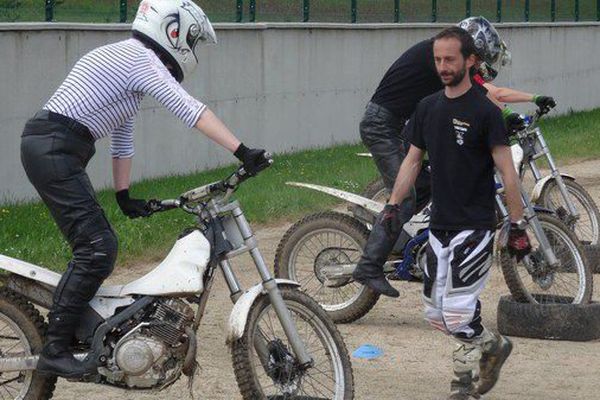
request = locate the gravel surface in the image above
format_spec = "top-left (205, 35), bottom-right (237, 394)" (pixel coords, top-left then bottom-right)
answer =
top-left (52, 160), bottom-right (600, 400)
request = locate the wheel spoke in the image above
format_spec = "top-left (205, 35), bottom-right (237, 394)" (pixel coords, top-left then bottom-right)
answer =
top-left (241, 291), bottom-right (346, 398)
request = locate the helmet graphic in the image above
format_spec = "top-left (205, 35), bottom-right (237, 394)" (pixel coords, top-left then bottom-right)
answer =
top-left (132, 0), bottom-right (217, 82)
top-left (458, 16), bottom-right (511, 82)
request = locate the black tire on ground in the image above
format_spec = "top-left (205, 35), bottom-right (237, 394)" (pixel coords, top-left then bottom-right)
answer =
top-left (538, 178), bottom-right (600, 246)
top-left (0, 287), bottom-right (57, 400)
top-left (497, 294), bottom-right (600, 341)
top-left (499, 213), bottom-right (593, 304)
top-left (583, 244), bottom-right (600, 273)
top-left (231, 286), bottom-right (354, 400)
top-left (274, 211), bottom-right (380, 324)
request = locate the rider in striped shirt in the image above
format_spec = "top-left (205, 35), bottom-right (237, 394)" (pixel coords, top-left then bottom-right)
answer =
top-left (21, 0), bottom-right (266, 378)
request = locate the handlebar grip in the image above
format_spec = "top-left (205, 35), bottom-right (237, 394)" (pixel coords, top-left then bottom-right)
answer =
top-left (236, 152), bottom-right (273, 179)
top-left (209, 182), bottom-right (228, 193)
top-left (146, 199), bottom-right (179, 214)
top-left (146, 199), bottom-right (163, 213)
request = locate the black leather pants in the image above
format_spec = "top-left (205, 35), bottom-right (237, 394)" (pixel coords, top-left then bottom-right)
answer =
top-left (21, 116), bottom-right (117, 355)
top-left (359, 102), bottom-right (431, 207)
top-left (356, 102), bottom-right (431, 280)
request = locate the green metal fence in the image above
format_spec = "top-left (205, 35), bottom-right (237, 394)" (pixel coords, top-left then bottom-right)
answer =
top-left (1, 1), bottom-right (599, 23)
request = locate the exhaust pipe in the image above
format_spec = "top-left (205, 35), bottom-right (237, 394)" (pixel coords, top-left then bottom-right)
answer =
top-left (0, 353), bottom-right (88, 373)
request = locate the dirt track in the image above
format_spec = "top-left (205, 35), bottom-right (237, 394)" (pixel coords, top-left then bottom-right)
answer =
top-left (53, 160), bottom-right (600, 400)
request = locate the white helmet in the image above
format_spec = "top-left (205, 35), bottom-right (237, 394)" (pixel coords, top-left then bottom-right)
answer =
top-left (132, 0), bottom-right (217, 82)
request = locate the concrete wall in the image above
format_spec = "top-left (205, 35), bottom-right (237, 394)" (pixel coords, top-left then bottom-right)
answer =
top-left (1, 22), bottom-right (599, 202)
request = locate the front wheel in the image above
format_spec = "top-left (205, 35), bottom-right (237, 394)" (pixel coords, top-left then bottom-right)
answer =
top-left (231, 287), bottom-right (354, 400)
top-left (500, 213), bottom-right (593, 304)
top-left (538, 179), bottom-right (600, 246)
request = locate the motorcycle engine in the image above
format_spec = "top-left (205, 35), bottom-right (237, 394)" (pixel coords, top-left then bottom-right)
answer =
top-left (101, 298), bottom-right (195, 389)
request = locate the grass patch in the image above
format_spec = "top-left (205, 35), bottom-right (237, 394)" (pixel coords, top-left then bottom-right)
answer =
top-left (1, 107), bottom-right (600, 272)
top-left (537, 108), bottom-right (600, 162)
top-left (0, 143), bottom-right (379, 272)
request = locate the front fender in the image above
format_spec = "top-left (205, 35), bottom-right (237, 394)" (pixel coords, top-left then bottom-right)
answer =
top-left (286, 182), bottom-right (384, 215)
top-left (226, 279), bottom-right (300, 344)
top-left (530, 174), bottom-right (575, 203)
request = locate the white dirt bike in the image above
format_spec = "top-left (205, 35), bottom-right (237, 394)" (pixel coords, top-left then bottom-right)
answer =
top-left (0, 162), bottom-right (354, 400)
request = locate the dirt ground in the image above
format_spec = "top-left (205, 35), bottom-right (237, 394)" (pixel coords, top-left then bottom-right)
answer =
top-left (53, 160), bottom-right (600, 400)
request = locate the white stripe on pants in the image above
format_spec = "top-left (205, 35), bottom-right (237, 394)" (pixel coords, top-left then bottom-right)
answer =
top-left (423, 229), bottom-right (494, 339)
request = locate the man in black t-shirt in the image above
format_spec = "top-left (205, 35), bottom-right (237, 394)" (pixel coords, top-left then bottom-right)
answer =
top-left (353, 17), bottom-right (554, 295)
top-left (387, 28), bottom-right (531, 399)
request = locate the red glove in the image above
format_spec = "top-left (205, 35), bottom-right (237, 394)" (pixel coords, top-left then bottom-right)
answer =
top-left (380, 204), bottom-right (404, 240)
top-left (507, 225), bottom-right (532, 262)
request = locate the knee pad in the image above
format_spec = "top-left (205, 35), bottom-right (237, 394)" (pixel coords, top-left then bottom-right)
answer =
top-left (424, 303), bottom-right (447, 333)
top-left (72, 213), bottom-right (118, 279)
top-left (89, 228), bottom-right (118, 279)
top-left (442, 307), bottom-right (475, 335)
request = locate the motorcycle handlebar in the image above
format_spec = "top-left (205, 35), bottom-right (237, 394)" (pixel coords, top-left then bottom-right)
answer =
top-left (146, 152), bottom-right (274, 215)
top-left (533, 101), bottom-right (556, 120)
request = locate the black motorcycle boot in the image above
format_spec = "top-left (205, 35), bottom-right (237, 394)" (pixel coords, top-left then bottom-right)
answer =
top-left (37, 258), bottom-right (109, 378)
top-left (353, 196), bottom-right (417, 297)
top-left (352, 215), bottom-right (401, 298)
top-left (37, 314), bottom-right (93, 378)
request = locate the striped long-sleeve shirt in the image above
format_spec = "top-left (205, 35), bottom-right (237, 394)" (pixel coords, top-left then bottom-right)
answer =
top-left (44, 38), bottom-right (207, 158)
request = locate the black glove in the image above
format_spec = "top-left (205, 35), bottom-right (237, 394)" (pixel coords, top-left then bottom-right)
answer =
top-left (234, 143), bottom-right (268, 176)
top-left (115, 189), bottom-right (151, 218)
top-left (506, 113), bottom-right (526, 134)
top-left (533, 95), bottom-right (556, 110)
top-left (507, 224), bottom-right (532, 262)
top-left (379, 204), bottom-right (405, 240)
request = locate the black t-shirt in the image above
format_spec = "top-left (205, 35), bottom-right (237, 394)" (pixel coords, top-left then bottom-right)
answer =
top-left (405, 86), bottom-right (509, 230)
top-left (370, 39), bottom-right (443, 120)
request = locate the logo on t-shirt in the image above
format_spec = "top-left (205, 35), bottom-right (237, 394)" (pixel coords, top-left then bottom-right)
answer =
top-left (452, 118), bottom-right (470, 146)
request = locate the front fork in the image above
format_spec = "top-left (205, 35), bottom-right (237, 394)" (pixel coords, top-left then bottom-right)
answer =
top-left (528, 132), bottom-right (579, 218)
top-left (219, 208), bottom-right (313, 367)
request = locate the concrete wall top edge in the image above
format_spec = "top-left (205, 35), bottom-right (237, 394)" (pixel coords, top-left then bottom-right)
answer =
top-left (1, 21), bottom-right (599, 32)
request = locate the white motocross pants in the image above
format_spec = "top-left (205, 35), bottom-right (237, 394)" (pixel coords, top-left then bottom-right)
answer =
top-left (423, 229), bottom-right (495, 340)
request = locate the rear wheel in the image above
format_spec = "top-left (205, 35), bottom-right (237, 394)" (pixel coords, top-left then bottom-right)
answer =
top-left (500, 214), bottom-right (593, 304)
top-left (231, 287), bottom-right (354, 399)
top-left (274, 211), bottom-right (380, 324)
top-left (361, 178), bottom-right (389, 204)
top-left (348, 178), bottom-right (388, 226)
top-left (0, 287), bottom-right (57, 400)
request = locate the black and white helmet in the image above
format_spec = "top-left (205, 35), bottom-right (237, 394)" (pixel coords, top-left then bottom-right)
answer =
top-left (458, 16), bottom-right (511, 81)
top-left (132, 0), bottom-right (217, 82)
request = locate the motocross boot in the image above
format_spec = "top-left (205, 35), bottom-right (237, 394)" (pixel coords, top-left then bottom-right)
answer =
top-left (37, 313), bottom-right (94, 378)
top-left (352, 200), bottom-right (413, 298)
top-left (477, 331), bottom-right (513, 395)
top-left (448, 341), bottom-right (482, 400)
top-left (37, 253), bottom-right (114, 378)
